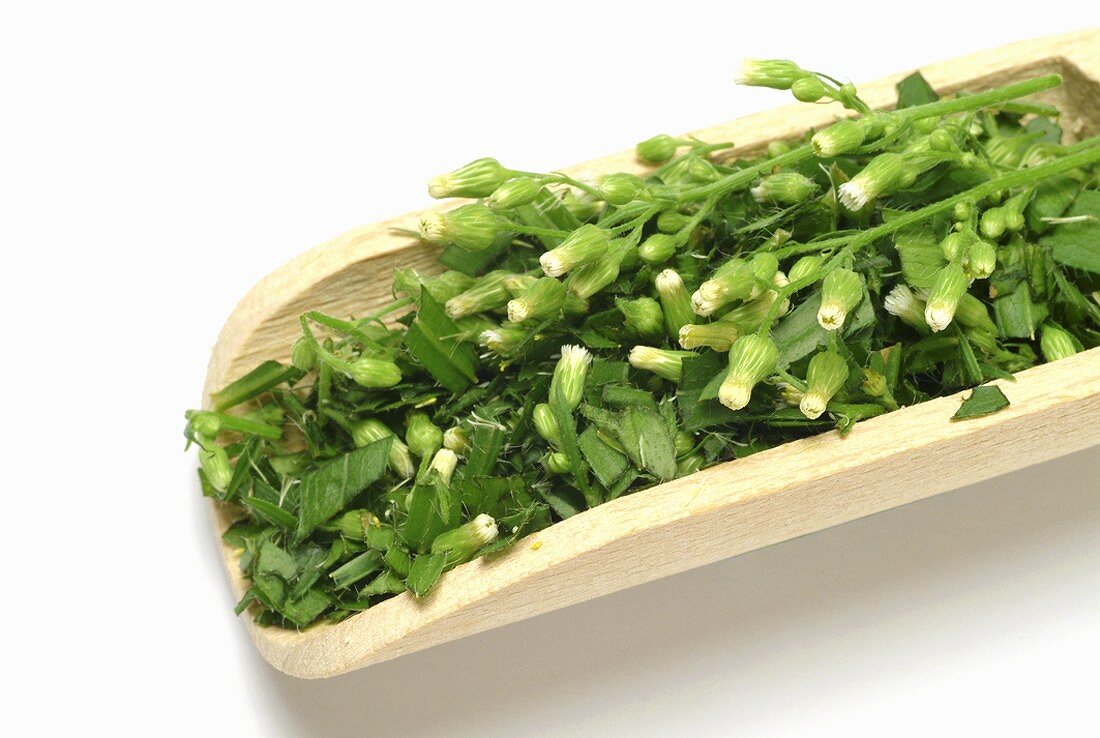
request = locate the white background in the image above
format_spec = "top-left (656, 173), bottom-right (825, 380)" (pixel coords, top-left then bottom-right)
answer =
top-left (3, 3), bottom-right (1098, 736)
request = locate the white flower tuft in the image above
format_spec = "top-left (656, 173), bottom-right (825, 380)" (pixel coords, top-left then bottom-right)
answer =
top-left (718, 380), bottom-right (752, 411)
top-left (506, 298), bottom-right (530, 324)
top-left (419, 212), bottom-right (448, 242)
top-left (924, 303), bottom-right (955, 333)
top-left (470, 513), bottom-right (499, 547)
top-left (540, 251), bottom-right (568, 278)
top-left (817, 300), bottom-right (847, 330)
top-left (837, 180), bottom-right (871, 211)
top-left (799, 393), bottom-right (828, 420)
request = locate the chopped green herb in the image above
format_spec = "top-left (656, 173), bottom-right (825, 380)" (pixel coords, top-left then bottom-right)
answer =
top-left (189, 63), bottom-right (1100, 629)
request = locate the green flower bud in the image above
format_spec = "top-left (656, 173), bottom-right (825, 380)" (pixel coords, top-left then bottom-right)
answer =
top-left (687, 157), bottom-right (720, 183)
top-left (567, 241), bottom-right (628, 299)
top-left (655, 269), bottom-right (695, 339)
top-left (718, 282), bottom-right (789, 333)
top-left (405, 411), bottom-right (443, 458)
top-left (791, 75), bottom-right (827, 102)
top-left (478, 325), bottom-right (527, 356)
top-left (452, 314), bottom-right (496, 343)
top-left (428, 157), bottom-right (511, 199)
top-left (954, 293), bottom-right (996, 333)
top-left (778, 382), bottom-right (804, 407)
top-left (346, 357), bottom-right (403, 388)
top-left (507, 277), bottom-right (567, 323)
top-left (418, 204), bottom-right (502, 251)
top-left (676, 454), bottom-right (705, 476)
top-left (980, 207), bottom-right (1007, 239)
top-left (532, 403), bottom-right (561, 446)
top-left (1040, 324), bottom-right (1078, 362)
top-left (963, 239), bottom-right (997, 281)
top-left (430, 513), bottom-right (499, 567)
top-left (429, 448), bottom-right (459, 484)
top-left (1002, 191), bottom-right (1030, 232)
top-left (657, 210), bottom-right (692, 233)
top-left (674, 431), bottom-right (695, 458)
top-left (940, 231), bottom-right (971, 262)
top-left (424, 270), bottom-right (478, 303)
top-left (924, 263), bottom-right (969, 332)
top-left (628, 346), bottom-right (695, 383)
top-left (861, 368), bottom-right (886, 397)
top-left (544, 451), bottom-right (571, 474)
top-left (291, 335), bottom-right (316, 371)
top-left (636, 134), bottom-right (679, 164)
top-left (788, 255), bottom-right (824, 286)
top-left (486, 177), bottom-right (543, 209)
top-left (443, 426), bottom-right (470, 454)
top-left (199, 444), bottom-right (232, 492)
top-left (560, 190), bottom-right (602, 222)
top-left (953, 201), bottom-right (973, 222)
top-left (737, 59), bottom-right (809, 90)
top-left (352, 418), bottom-right (416, 478)
top-left (817, 268), bottom-right (863, 330)
top-left (751, 171), bottom-right (818, 205)
top-left (811, 119), bottom-right (866, 157)
top-left (799, 350), bottom-right (848, 419)
top-left (337, 510), bottom-right (377, 540)
top-left (550, 344), bottom-right (591, 410)
top-left (678, 321), bottom-right (740, 352)
top-left (883, 283), bottom-right (929, 334)
top-left (928, 128), bottom-right (956, 152)
top-left (638, 233), bottom-right (678, 264)
top-left (767, 140), bottom-right (794, 157)
top-left (616, 296), bottom-right (664, 340)
top-left (445, 270), bottom-right (512, 319)
top-left (502, 274), bottom-right (537, 297)
top-left (189, 411), bottom-right (222, 440)
top-left (838, 152), bottom-right (911, 211)
top-left (597, 173), bottom-right (645, 206)
top-left (540, 224), bottom-right (609, 278)
top-left (718, 334), bottom-right (779, 411)
top-left (692, 259), bottom-right (755, 316)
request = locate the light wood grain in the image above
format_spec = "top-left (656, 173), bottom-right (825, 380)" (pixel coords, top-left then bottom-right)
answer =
top-left (202, 30), bottom-right (1100, 678)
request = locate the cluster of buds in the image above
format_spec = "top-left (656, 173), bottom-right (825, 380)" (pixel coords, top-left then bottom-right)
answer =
top-left (628, 346), bottom-right (695, 383)
top-left (718, 334), bottom-right (779, 411)
top-left (428, 158), bottom-right (513, 199)
top-left (540, 224), bottom-right (609, 278)
top-left (750, 171), bottom-right (818, 206)
top-left (799, 350), bottom-right (849, 420)
top-left (980, 190), bottom-right (1030, 239)
top-left (817, 268), bottom-right (863, 331)
top-left (418, 204), bottom-right (502, 251)
top-left (692, 253), bottom-right (778, 317)
top-left (351, 418), bottom-right (416, 478)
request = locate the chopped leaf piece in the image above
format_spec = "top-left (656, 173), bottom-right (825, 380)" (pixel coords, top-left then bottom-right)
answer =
top-left (952, 385), bottom-right (1011, 421)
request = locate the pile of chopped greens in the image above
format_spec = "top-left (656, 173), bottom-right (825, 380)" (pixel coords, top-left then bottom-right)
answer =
top-left (186, 62), bottom-right (1100, 629)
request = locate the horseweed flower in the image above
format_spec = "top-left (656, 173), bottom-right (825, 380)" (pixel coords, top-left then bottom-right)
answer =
top-left (628, 346), bottom-right (695, 383)
top-left (656, 268), bottom-right (695, 339)
top-left (924, 263), bottom-right (970, 332)
top-left (737, 59), bottom-right (809, 89)
top-left (478, 325), bottom-right (527, 356)
top-left (405, 411), bottom-right (443, 459)
top-left (799, 350), bottom-right (849, 420)
top-left (838, 152), bottom-right (912, 211)
top-left (678, 321), bottom-right (740, 351)
top-left (1040, 324), bottom-right (1078, 361)
top-left (550, 344), bottom-right (591, 410)
top-left (638, 233), bottom-right (678, 264)
top-left (418, 204), bottom-right (502, 251)
top-left (428, 157), bottom-right (511, 199)
top-left (487, 176), bottom-right (543, 209)
top-left (597, 173), bottom-right (645, 206)
top-left (507, 277), bottom-right (567, 323)
top-left (351, 419), bottom-right (416, 479)
top-left (817, 268), bottom-right (863, 330)
top-left (883, 284), bottom-right (929, 333)
top-left (443, 426), bottom-right (470, 454)
top-left (532, 403), bottom-right (561, 446)
top-left (787, 254), bottom-right (824, 285)
top-left (428, 448), bottom-right (459, 484)
top-left (811, 118), bottom-right (866, 157)
top-left (718, 334), bottom-right (778, 411)
top-left (445, 270), bottom-right (512, 319)
top-left (617, 296), bottom-right (664, 340)
top-left (636, 134), bottom-right (679, 164)
top-left (540, 224), bottom-right (609, 278)
top-left (431, 514), bottom-right (499, 567)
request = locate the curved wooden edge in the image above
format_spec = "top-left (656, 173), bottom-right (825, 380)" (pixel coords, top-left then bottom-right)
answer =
top-left (200, 30), bottom-right (1100, 678)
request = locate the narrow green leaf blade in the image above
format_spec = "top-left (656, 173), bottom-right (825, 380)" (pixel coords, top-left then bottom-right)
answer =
top-left (295, 438), bottom-right (393, 540)
top-left (951, 385), bottom-right (1010, 421)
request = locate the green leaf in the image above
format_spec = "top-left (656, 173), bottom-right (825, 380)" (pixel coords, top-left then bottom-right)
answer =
top-left (1041, 190), bottom-right (1100, 274)
top-left (241, 495), bottom-right (296, 529)
top-left (464, 422), bottom-right (507, 478)
top-left (550, 391), bottom-right (595, 507)
top-left (256, 541), bottom-right (298, 581)
top-left (578, 426), bottom-right (629, 487)
top-left (951, 385), bottom-right (1010, 421)
top-left (280, 588), bottom-right (332, 628)
top-left (404, 291), bottom-right (479, 393)
top-left (406, 553), bottom-right (447, 597)
top-left (994, 287), bottom-right (1038, 339)
top-left (896, 72), bottom-right (938, 108)
top-left (614, 406), bottom-right (678, 481)
top-left (330, 550), bottom-right (383, 590)
top-left (295, 438), bottom-right (393, 540)
top-left (1026, 174), bottom-right (1078, 233)
top-left (211, 360), bottom-right (301, 412)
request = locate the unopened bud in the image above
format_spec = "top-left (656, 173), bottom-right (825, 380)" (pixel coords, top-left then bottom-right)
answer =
top-left (963, 239), bottom-right (997, 281)
top-left (428, 157), bottom-right (511, 199)
top-left (811, 118), bottom-right (866, 157)
top-left (617, 296), bottom-right (664, 340)
top-left (199, 444), bottom-right (232, 492)
top-left (979, 207), bottom-right (1007, 239)
top-left (487, 176), bottom-right (543, 209)
top-left (479, 325), bottom-right (527, 356)
top-left (550, 344), bottom-right (591, 410)
top-left (737, 59), bottom-right (809, 90)
top-left (655, 269), bottom-right (695, 339)
top-left (628, 345), bottom-right (694, 383)
top-left (597, 173), bottom-right (645, 206)
top-left (544, 451), bottom-right (571, 474)
top-left (751, 171), bottom-right (818, 205)
top-left (817, 268), bottom-right (863, 330)
top-left (636, 134), bottom-right (679, 164)
top-left (1040, 324), bottom-right (1078, 362)
top-left (567, 241), bottom-right (628, 299)
top-left (429, 448), bottom-right (459, 483)
top-left (679, 321), bottom-right (740, 352)
top-left (657, 210), bottom-right (692, 233)
top-left (674, 431), bottom-right (695, 458)
top-left (352, 418), bottom-right (416, 478)
top-left (291, 336), bottom-right (316, 371)
top-left (431, 513), bottom-right (499, 567)
top-left (861, 369), bottom-right (886, 397)
top-left (638, 233), bottom-right (678, 264)
top-left (718, 334), bottom-right (778, 411)
top-left (838, 152), bottom-right (911, 211)
top-left (799, 350), bottom-right (848, 419)
top-left (924, 263), bottom-right (969, 332)
top-left (418, 204), bottom-right (502, 251)
top-left (445, 270), bottom-right (512, 319)
top-left (954, 293), bottom-right (996, 333)
top-left (346, 357), bottom-right (403, 389)
top-left (787, 254), bottom-right (824, 286)
top-left (405, 411), bottom-right (443, 458)
top-left (791, 76), bottom-right (827, 102)
top-left (532, 403), bottom-right (561, 446)
top-left (443, 426), bottom-right (469, 454)
top-left (540, 224), bottom-right (609, 278)
top-left (507, 277), bottom-right (567, 323)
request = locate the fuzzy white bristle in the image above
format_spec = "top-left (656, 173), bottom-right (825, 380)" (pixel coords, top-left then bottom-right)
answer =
top-left (799, 393), bottom-right (828, 420)
top-left (817, 300), bottom-right (847, 330)
top-left (837, 181), bottom-right (871, 211)
top-left (691, 281), bottom-right (725, 316)
top-left (884, 284), bottom-right (917, 317)
top-left (925, 303), bottom-right (954, 333)
top-left (540, 251), bottom-right (568, 278)
top-left (506, 298), bottom-right (530, 324)
top-left (750, 183), bottom-right (767, 203)
top-left (427, 175), bottom-right (453, 199)
top-left (419, 212), bottom-right (448, 242)
top-left (718, 380), bottom-right (752, 411)
top-left (429, 448), bottom-right (458, 480)
top-left (471, 513), bottom-right (499, 546)
top-left (655, 269), bottom-right (683, 293)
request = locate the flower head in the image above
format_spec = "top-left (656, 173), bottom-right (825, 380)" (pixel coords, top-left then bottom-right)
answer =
top-left (817, 268), bottom-right (863, 330)
top-left (924, 263), bottom-right (970, 332)
top-left (428, 157), bottom-right (511, 199)
top-left (799, 350), bottom-right (849, 419)
top-left (540, 224), bottom-right (609, 278)
top-left (718, 334), bottom-right (778, 411)
top-left (550, 344), bottom-right (591, 409)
